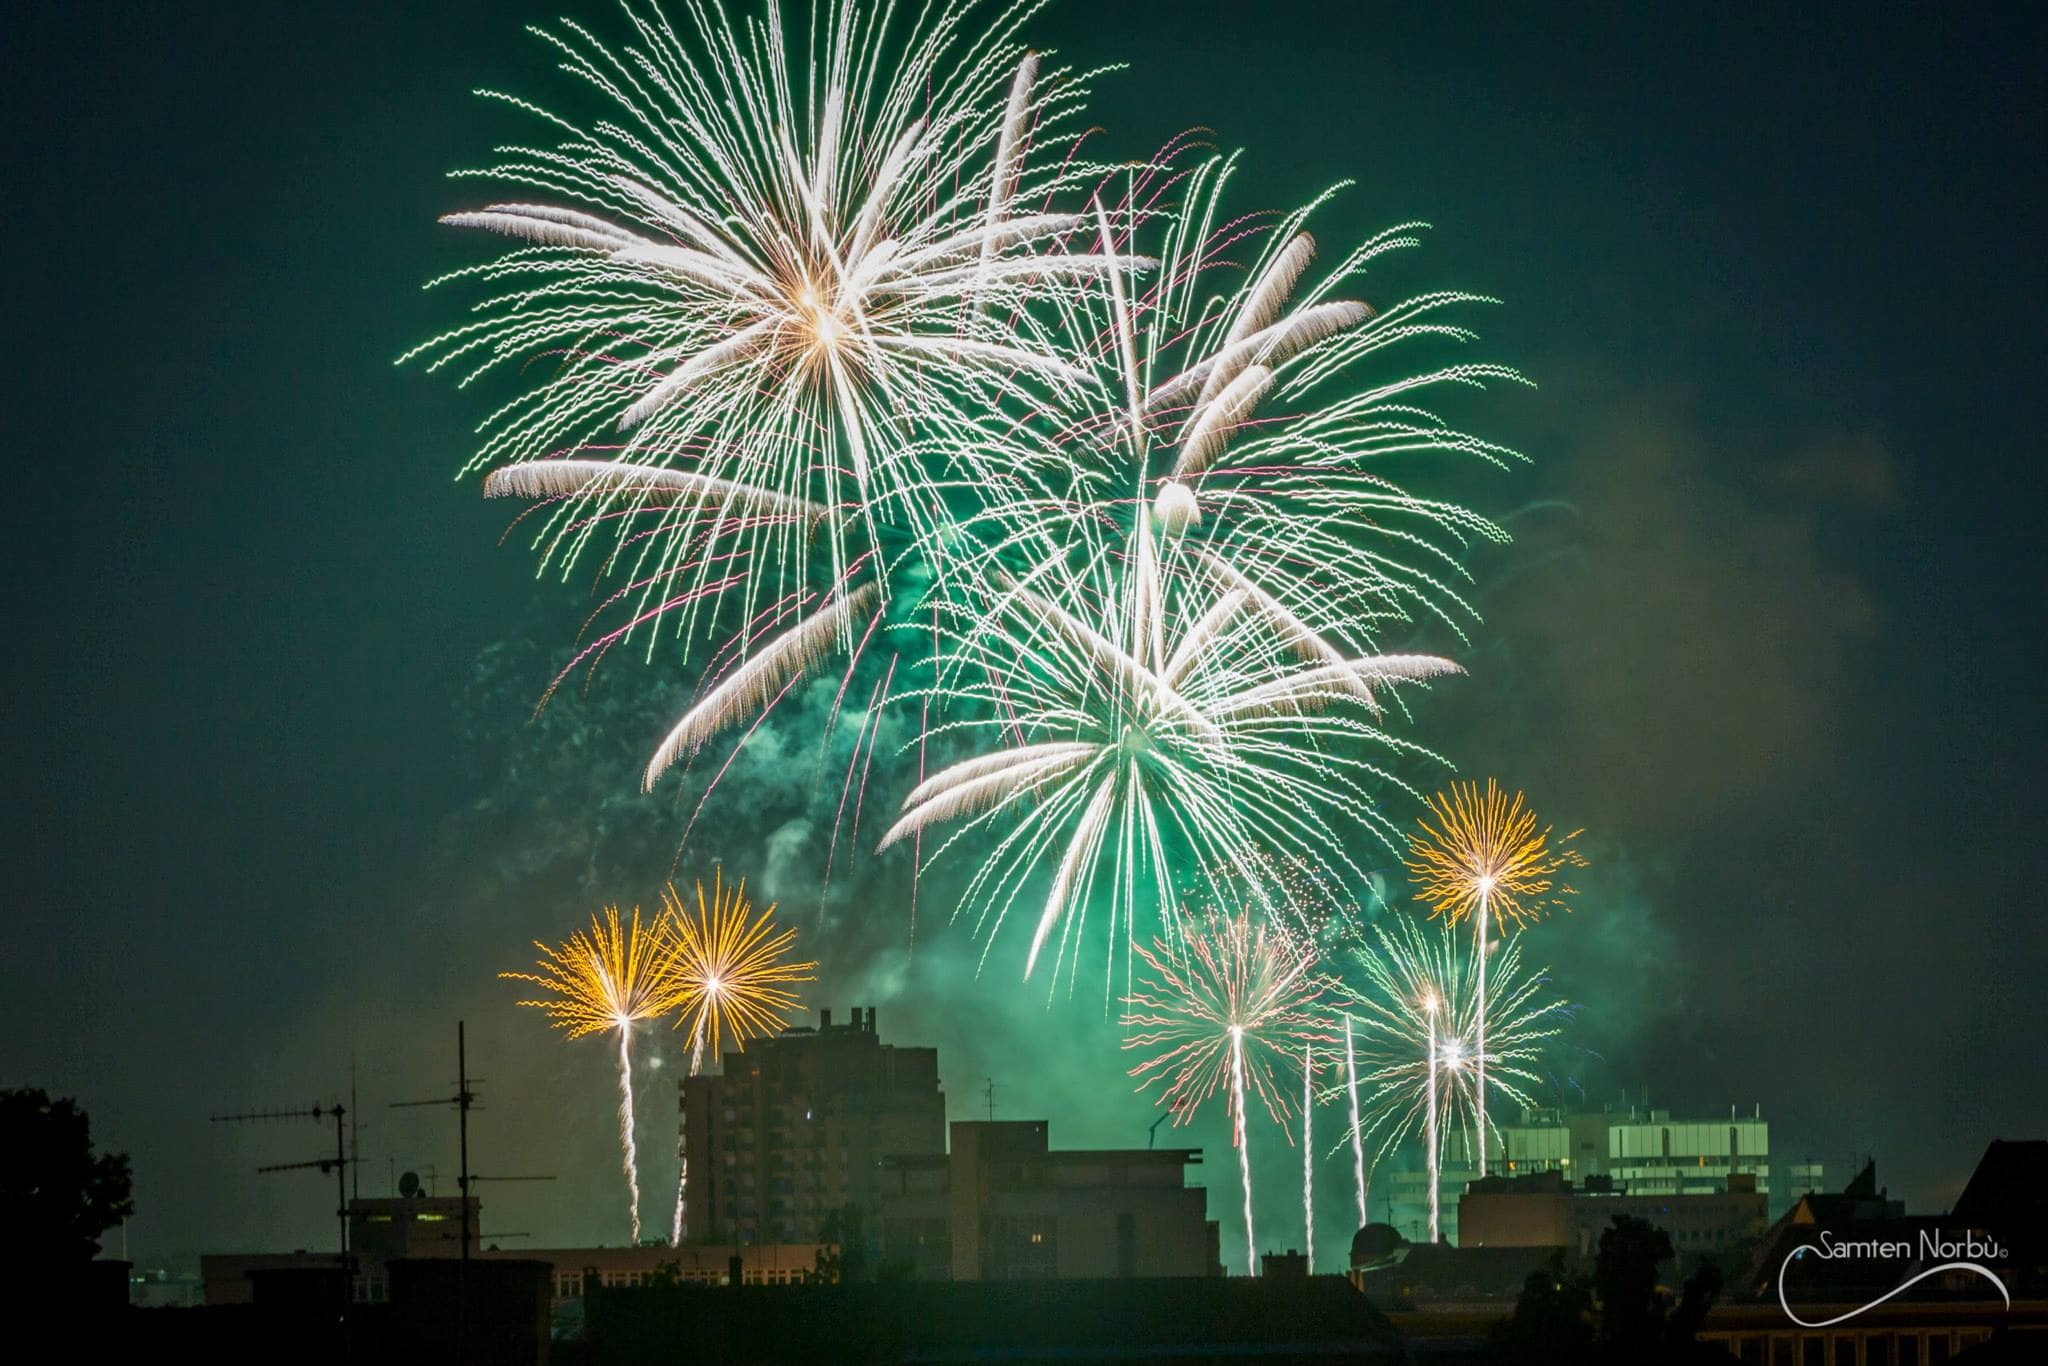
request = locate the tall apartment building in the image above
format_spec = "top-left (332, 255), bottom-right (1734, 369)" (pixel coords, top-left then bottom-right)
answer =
top-left (678, 1006), bottom-right (945, 1244)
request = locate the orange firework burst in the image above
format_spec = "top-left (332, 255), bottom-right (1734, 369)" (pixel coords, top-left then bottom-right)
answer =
top-left (1405, 779), bottom-right (1585, 934)
top-left (503, 903), bottom-right (688, 1242)
top-left (664, 874), bottom-right (816, 1060)
top-left (501, 905), bottom-right (686, 1036)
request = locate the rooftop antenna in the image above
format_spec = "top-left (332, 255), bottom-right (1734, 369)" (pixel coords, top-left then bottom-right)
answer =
top-left (983, 1077), bottom-right (998, 1121)
top-left (210, 1097), bottom-right (355, 1336)
top-left (390, 1022), bottom-right (481, 1360)
top-left (1148, 1113), bottom-right (1170, 1150)
top-left (390, 1022), bottom-right (480, 1264)
top-left (349, 1054), bottom-right (364, 1204)
top-left (468, 1174), bottom-right (558, 1249)
top-left (209, 1100), bottom-right (353, 1259)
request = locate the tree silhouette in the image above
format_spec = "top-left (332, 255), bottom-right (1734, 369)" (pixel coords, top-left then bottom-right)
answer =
top-left (1490, 1214), bottom-right (1728, 1365)
top-left (0, 1089), bottom-right (134, 1267)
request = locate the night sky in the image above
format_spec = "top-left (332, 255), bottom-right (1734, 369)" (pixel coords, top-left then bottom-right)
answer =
top-left (7, 2), bottom-right (2043, 1273)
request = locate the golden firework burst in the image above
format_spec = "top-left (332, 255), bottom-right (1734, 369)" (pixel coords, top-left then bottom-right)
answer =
top-left (501, 905), bottom-right (686, 1038)
top-left (1405, 779), bottom-right (1585, 934)
top-left (665, 874), bottom-right (817, 1059)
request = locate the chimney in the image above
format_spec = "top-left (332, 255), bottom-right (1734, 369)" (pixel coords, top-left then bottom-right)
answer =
top-left (865, 1006), bottom-right (876, 1033)
top-left (821, 1009), bottom-right (832, 1029)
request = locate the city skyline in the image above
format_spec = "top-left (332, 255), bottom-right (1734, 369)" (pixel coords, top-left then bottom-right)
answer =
top-left (5, 0), bottom-right (2043, 1288)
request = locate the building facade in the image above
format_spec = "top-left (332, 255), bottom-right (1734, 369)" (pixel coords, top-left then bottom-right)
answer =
top-left (200, 1193), bottom-right (821, 1308)
top-left (1380, 1102), bottom-right (1775, 1246)
top-left (1457, 1168), bottom-right (1770, 1256)
top-left (679, 1006), bottom-right (946, 1244)
top-left (876, 1121), bottom-right (1222, 1281)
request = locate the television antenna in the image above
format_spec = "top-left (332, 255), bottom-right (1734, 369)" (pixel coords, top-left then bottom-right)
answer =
top-left (210, 1094), bottom-right (357, 1351)
top-left (209, 1100), bottom-right (353, 1263)
top-left (389, 1022), bottom-right (485, 1362)
top-left (390, 1022), bottom-right (480, 1265)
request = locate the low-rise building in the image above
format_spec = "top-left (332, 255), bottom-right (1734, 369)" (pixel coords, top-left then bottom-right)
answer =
top-left (1457, 1168), bottom-right (1769, 1257)
top-left (199, 1192), bottom-right (822, 1308)
top-left (1380, 1100), bottom-right (1778, 1244)
top-left (876, 1120), bottom-right (1221, 1280)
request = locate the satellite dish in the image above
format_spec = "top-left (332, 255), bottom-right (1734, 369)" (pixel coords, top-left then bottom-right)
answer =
top-left (399, 1170), bottom-right (421, 1199)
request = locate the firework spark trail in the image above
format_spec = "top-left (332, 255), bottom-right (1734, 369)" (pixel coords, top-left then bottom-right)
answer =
top-left (1341, 913), bottom-right (1567, 1244)
top-left (1424, 996), bottom-right (1440, 1242)
top-left (670, 1016), bottom-right (710, 1247)
top-left (1232, 1029), bottom-right (1256, 1277)
top-left (617, 1029), bottom-right (643, 1243)
top-left (1302, 1041), bottom-right (1314, 1272)
top-left (502, 907), bottom-right (686, 1242)
top-left (1405, 780), bottom-right (1582, 1175)
top-left (1123, 913), bottom-right (1331, 1274)
top-left (664, 874), bottom-right (815, 1239)
top-left (1474, 887), bottom-right (1488, 1172)
top-left (1344, 1014), bottom-right (1367, 1229)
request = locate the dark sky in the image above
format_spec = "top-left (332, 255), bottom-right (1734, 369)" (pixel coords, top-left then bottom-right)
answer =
top-left (6, 2), bottom-right (2043, 1271)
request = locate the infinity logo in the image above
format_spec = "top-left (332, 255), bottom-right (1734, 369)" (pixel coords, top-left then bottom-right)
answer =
top-left (1777, 1244), bottom-right (2010, 1328)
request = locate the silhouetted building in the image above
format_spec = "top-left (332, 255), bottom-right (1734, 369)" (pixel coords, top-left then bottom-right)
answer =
top-left (1383, 1100), bottom-right (1778, 1244)
top-left (349, 1193), bottom-right (480, 1261)
top-left (126, 1265), bottom-right (204, 1307)
top-left (1701, 1149), bottom-right (2048, 1363)
top-left (1349, 1237), bottom-right (1561, 1309)
top-left (386, 1258), bottom-right (551, 1364)
top-left (1953, 1139), bottom-right (2048, 1262)
top-left (875, 1120), bottom-right (1222, 1280)
top-left (202, 1192), bottom-right (479, 1304)
top-left (202, 1193), bottom-right (820, 1309)
top-left (509, 1241), bottom-right (825, 1305)
top-left (582, 1274), bottom-right (1400, 1364)
top-left (1261, 1249), bottom-right (1309, 1279)
top-left (679, 1006), bottom-right (946, 1244)
top-left (1458, 1167), bottom-right (1768, 1257)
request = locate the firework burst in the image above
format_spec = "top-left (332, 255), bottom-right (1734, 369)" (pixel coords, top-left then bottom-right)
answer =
top-left (663, 873), bottom-right (815, 1243)
top-left (881, 529), bottom-right (1459, 995)
top-left (502, 906), bottom-right (686, 1242)
top-left (666, 874), bottom-right (817, 1063)
top-left (1340, 911), bottom-right (1567, 1238)
top-left (1404, 779), bottom-right (1581, 1174)
top-left (1123, 912), bottom-right (1334, 1274)
top-left (406, 0), bottom-right (1139, 785)
top-left (1009, 152), bottom-right (1525, 659)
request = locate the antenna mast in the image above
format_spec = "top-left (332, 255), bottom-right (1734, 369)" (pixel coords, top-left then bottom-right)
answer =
top-left (210, 1097), bottom-right (355, 1344)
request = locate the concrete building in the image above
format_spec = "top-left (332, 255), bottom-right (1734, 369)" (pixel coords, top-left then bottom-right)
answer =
top-left (1381, 1101), bottom-right (1777, 1245)
top-left (679, 1005), bottom-right (946, 1244)
top-left (1490, 1103), bottom-right (1772, 1194)
top-left (508, 1241), bottom-right (825, 1306)
top-left (875, 1120), bottom-right (1222, 1281)
top-left (1457, 1168), bottom-right (1769, 1257)
top-left (202, 1193), bottom-right (479, 1304)
top-left (347, 1193), bottom-right (480, 1261)
top-left (201, 1191), bottom-right (822, 1308)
